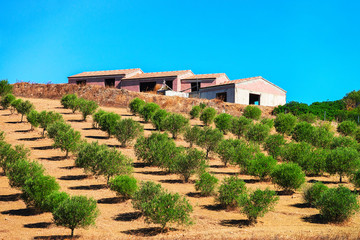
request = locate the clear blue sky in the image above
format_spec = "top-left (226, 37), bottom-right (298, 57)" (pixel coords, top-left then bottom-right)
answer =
top-left (1, 0), bottom-right (359, 104)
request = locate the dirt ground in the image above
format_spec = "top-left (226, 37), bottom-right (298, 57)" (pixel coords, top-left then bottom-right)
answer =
top-left (0, 97), bottom-right (360, 240)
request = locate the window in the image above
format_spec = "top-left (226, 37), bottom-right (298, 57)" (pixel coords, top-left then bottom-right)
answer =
top-left (105, 78), bottom-right (115, 87)
top-left (165, 80), bottom-right (173, 90)
top-left (249, 93), bottom-right (260, 105)
top-left (140, 82), bottom-right (157, 92)
top-left (76, 80), bottom-right (86, 86)
top-left (216, 92), bottom-right (227, 102)
top-left (191, 82), bottom-right (201, 92)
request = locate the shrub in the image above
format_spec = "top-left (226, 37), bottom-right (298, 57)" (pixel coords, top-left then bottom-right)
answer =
top-left (355, 128), bottom-right (360, 143)
top-left (217, 176), bottom-right (247, 208)
top-left (239, 188), bottom-right (279, 224)
top-left (79, 99), bottom-right (98, 121)
top-left (243, 106), bottom-right (261, 120)
top-left (26, 110), bottom-right (40, 131)
top-left (247, 153), bottom-right (277, 181)
top-left (245, 123), bottom-right (270, 143)
top-left (99, 112), bottom-right (121, 138)
top-left (183, 126), bottom-right (201, 148)
top-left (109, 175), bottom-right (138, 199)
top-left (164, 113), bottom-right (189, 139)
top-left (16, 100), bottom-right (34, 122)
top-left (316, 185), bottom-right (359, 223)
top-left (231, 116), bottom-right (252, 139)
top-left (330, 136), bottom-right (358, 149)
top-left (69, 95), bottom-right (81, 113)
top-left (151, 109), bottom-right (168, 131)
top-left (263, 134), bottom-right (286, 159)
top-left (139, 102), bottom-right (160, 122)
top-left (303, 182), bottom-right (328, 207)
top-left (292, 122), bottom-right (315, 143)
top-left (274, 113), bottom-right (297, 135)
top-left (129, 98), bottom-right (146, 115)
top-left (326, 147), bottom-right (360, 183)
top-left (337, 120), bottom-right (357, 136)
top-left (306, 148), bottom-right (328, 176)
top-left (132, 181), bottom-right (164, 212)
top-left (351, 170), bottom-right (360, 188)
top-left (141, 191), bottom-right (193, 229)
top-left (197, 127), bottom-right (223, 158)
top-left (173, 148), bottom-right (206, 183)
top-left (214, 113), bottom-right (233, 134)
top-left (114, 118), bottom-right (144, 147)
top-left (199, 103), bottom-right (207, 110)
top-left (22, 174), bottom-right (60, 210)
top-left (53, 196), bottom-right (99, 238)
top-left (200, 107), bottom-right (217, 126)
top-left (0, 131), bottom-right (4, 141)
top-left (261, 118), bottom-right (274, 128)
top-left (6, 159), bottom-right (44, 189)
top-left (310, 125), bottom-right (334, 148)
top-left (234, 141), bottom-right (259, 172)
top-left (280, 141), bottom-right (313, 169)
top-left (0, 144), bottom-right (30, 172)
top-left (92, 109), bottom-right (106, 128)
top-left (195, 172), bottom-right (218, 196)
top-left (38, 111), bottom-right (64, 136)
top-left (75, 141), bottom-right (107, 173)
top-left (270, 162), bottom-right (305, 194)
top-left (298, 113), bottom-right (317, 123)
top-left (190, 105), bottom-right (201, 119)
top-left (10, 98), bottom-right (22, 114)
top-left (0, 93), bottom-right (15, 109)
top-left (216, 138), bottom-right (241, 166)
top-left (0, 80), bottom-right (12, 96)
top-left (42, 191), bottom-right (70, 212)
top-left (60, 94), bottom-right (77, 109)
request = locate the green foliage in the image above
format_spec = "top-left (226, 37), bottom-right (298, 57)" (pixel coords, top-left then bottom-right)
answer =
top-left (132, 181), bottom-right (164, 212)
top-left (26, 110), bottom-right (40, 130)
top-left (217, 176), bottom-right (247, 208)
top-left (99, 112), bottom-right (121, 137)
top-left (92, 109), bottom-right (106, 128)
top-left (164, 113), bottom-right (189, 139)
top-left (330, 136), bottom-right (359, 149)
top-left (239, 188), bottom-right (279, 224)
top-left (151, 109), bottom-right (168, 131)
top-left (325, 147), bottom-right (360, 183)
top-left (0, 131), bottom-right (4, 141)
top-left (263, 134), bottom-right (286, 159)
top-left (190, 105), bottom-right (201, 119)
top-left (231, 116), bottom-right (252, 139)
top-left (199, 103), bottom-right (207, 110)
top-left (356, 128), bottom-right (360, 143)
top-left (0, 93), bottom-right (15, 109)
top-left (337, 120), bottom-right (357, 136)
top-left (114, 118), bottom-right (144, 147)
top-left (75, 141), bottom-right (106, 173)
top-left (291, 122), bottom-right (315, 143)
top-left (139, 102), bottom-right (160, 122)
top-left (351, 169), bottom-right (360, 188)
top-left (260, 118), bottom-right (274, 128)
top-left (16, 100), bottom-right (34, 122)
top-left (306, 148), bottom-right (328, 176)
top-left (270, 162), bottom-right (305, 194)
top-left (61, 94), bottom-right (77, 109)
top-left (303, 182), bottom-right (328, 207)
top-left (214, 113), bottom-right (233, 134)
top-left (274, 113), bottom-right (297, 135)
top-left (200, 107), bottom-right (217, 126)
top-left (197, 127), bottom-right (223, 158)
top-left (38, 111), bottom-right (64, 136)
top-left (10, 98), bottom-right (21, 114)
top-left (233, 141), bottom-right (259, 172)
top-left (183, 126), bottom-right (201, 148)
top-left (109, 175), bottom-right (138, 199)
top-left (173, 148), bottom-right (206, 182)
top-left (243, 105), bottom-right (261, 120)
top-left (6, 159), bottom-right (44, 189)
top-left (0, 80), bottom-right (13, 96)
top-left (310, 125), bottom-right (334, 148)
top-left (343, 90), bottom-right (360, 108)
top-left (79, 99), bottom-right (98, 121)
top-left (316, 185), bottom-right (359, 223)
top-left (0, 144), bottom-right (30, 172)
top-left (195, 172), bottom-right (218, 196)
top-left (245, 123), bottom-right (270, 143)
top-left (247, 153), bottom-right (277, 181)
top-left (22, 174), bottom-right (60, 210)
top-left (216, 138), bottom-right (241, 166)
top-left (43, 191), bottom-right (70, 213)
top-left (280, 142), bottom-right (314, 170)
top-left (53, 195), bottom-right (99, 237)
top-left (129, 98), bottom-right (146, 115)
top-left (298, 113), bottom-right (317, 123)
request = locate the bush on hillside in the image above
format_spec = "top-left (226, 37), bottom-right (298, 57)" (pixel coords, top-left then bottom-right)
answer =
top-left (197, 127), bottom-right (223, 158)
top-left (200, 107), bottom-right (217, 126)
top-left (129, 98), bottom-right (146, 115)
top-left (214, 113), bottom-right (233, 134)
top-left (0, 93), bottom-right (15, 110)
top-left (189, 105), bottom-right (201, 119)
top-left (274, 113), bottom-right (297, 135)
top-left (195, 172), bottom-right (218, 196)
top-left (139, 102), bottom-right (160, 122)
top-left (113, 118), bottom-right (144, 147)
top-left (0, 80), bottom-right (13, 96)
top-left (247, 153), bottom-right (277, 181)
top-left (26, 110), bottom-right (40, 131)
top-left (164, 113), bottom-right (189, 139)
top-left (263, 134), bottom-right (286, 159)
top-left (109, 175), bottom-right (138, 199)
top-left (330, 136), bottom-right (359, 149)
top-left (298, 113), bottom-right (317, 123)
top-left (10, 99), bottom-right (22, 114)
top-left (132, 181), bottom-right (164, 213)
top-left (98, 112), bottom-right (121, 138)
top-left (183, 126), bottom-right (201, 148)
top-left (216, 139), bottom-right (241, 166)
top-left (38, 111), bottom-right (64, 136)
top-left (16, 100), bottom-right (34, 122)
top-left (233, 141), bottom-right (259, 172)
top-left (309, 125), bottom-right (334, 148)
top-left (151, 109), bottom-right (168, 131)
top-left (231, 116), bottom-right (252, 139)
top-left (245, 123), bottom-right (270, 143)
top-left (60, 94), bottom-right (77, 110)
top-left (260, 118), bottom-right (274, 128)
top-left (337, 120), bottom-right (357, 136)
top-left (270, 162), bottom-right (305, 194)
top-left (303, 182), bottom-right (328, 207)
top-left (243, 105), bottom-right (261, 120)
top-left (173, 148), bottom-right (206, 183)
top-left (217, 176), bottom-right (247, 209)
top-left (355, 128), bottom-right (360, 143)
top-left (291, 122), bottom-right (315, 143)
top-left (79, 99), bottom-right (98, 121)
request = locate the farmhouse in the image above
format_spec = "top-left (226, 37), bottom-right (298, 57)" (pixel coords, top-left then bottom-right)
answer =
top-left (194, 76), bottom-right (286, 107)
top-left (181, 73), bottom-right (229, 92)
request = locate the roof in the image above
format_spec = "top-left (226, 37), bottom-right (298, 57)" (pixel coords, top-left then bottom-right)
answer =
top-left (68, 68), bottom-right (142, 78)
top-left (124, 70), bottom-right (193, 80)
top-left (182, 73), bottom-right (228, 80)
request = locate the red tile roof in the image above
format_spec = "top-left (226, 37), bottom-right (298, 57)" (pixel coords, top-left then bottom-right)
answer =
top-left (182, 73), bottom-right (228, 80)
top-left (124, 70), bottom-right (193, 80)
top-left (221, 76), bottom-right (263, 85)
top-left (68, 68), bottom-right (142, 78)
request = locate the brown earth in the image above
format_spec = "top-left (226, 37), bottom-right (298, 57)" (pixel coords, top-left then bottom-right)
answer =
top-left (0, 97), bottom-right (359, 240)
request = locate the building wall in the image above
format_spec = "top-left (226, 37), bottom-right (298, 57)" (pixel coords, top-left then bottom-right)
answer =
top-left (236, 79), bottom-right (286, 96)
top-left (215, 75), bottom-right (229, 85)
top-left (181, 79), bottom-right (215, 92)
top-left (234, 86), bottom-right (286, 106)
top-left (68, 76), bottom-right (125, 88)
top-left (120, 77), bottom-right (176, 92)
top-left (198, 85), bottom-right (235, 103)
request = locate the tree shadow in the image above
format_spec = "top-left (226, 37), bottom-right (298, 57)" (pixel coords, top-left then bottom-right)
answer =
top-left (113, 211), bottom-right (142, 221)
top-left (60, 112), bottom-right (73, 115)
top-left (291, 203), bottom-right (311, 209)
top-left (68, 119), bottom-right (83, 122)
top-left (186, 192), bottom-right (203, 198)
top-left (2, 113), bottom-right (11, 116)
top-left (132, 162), bottom-right (148, 168)
top-left (210, 171), bottom-right (237, 176)
top-left (1, 208), bottom-right (42, 216)
top-left (210, 164), bottom-right (226, 168)
top-left (159, 179), bottom-right (185, 184)
top-left (0, 193), bottom-right (21, 202)
top-left (107, 144), bottom-right (121, 148)
top-left (58, 175), bottom-right (88, 181)
top-left (5, 121), bottom-right (19, 124)
top-left (122, 227), bottom-right (175, 237)
top-left (59, 166), bottom-right (76, 170)
top-left (15, 129), bottom-right (31, 133)
top-left (243, 179), bottom-right (261, 184)
top-left (275, 190), bottom-right (294, 196)
top-left (39, 156), bottom-right (65, 161)
top-left (85, 135), bottom-right (108, 140)
top-left (121, 114), bottom-right (133, 117)
top-left (24, 222), bottom-right (52, 228)
top-left (82, 127), bottom-right (95, 130)
top-left (32, 146), bottom-right (54, 150)
top-left (69, 184), bottom-right (107, 190)
top-left (202, 203), bottom-right (225, 211)
top-left (18, 137), bottom-right (42, 141)
top-left (139, 170), bottom-right (168, 176)
top-left (302, 214), bottom-right (327, 224)
top-left (220, 219), bottom-right (251, 228)
top-left (55, 107), bottom-right (65, 109)
top-left (143, 128), bottom-right (157, 132)
top-left (34, 235), bottom-right (80, 240)
top-left (97, 197), bottom-right (125, 204)
top-left (308, 179), bottom-right (338, 184)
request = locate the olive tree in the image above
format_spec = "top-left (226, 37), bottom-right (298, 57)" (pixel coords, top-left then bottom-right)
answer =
top-left (200, 107), bottom-right (217, 126)
top-left (79, 99), bottom-right (98, 121)
top-left (216, 138), bottom-right (240, 166)
top-left (113, 118), bottom-right (144, 147)
top-left (243, 105), bottom-right (261, 120)
top-left (183, 125), bottom-right (201, 148)
top-left (38, 111), bottom-right (64, 136)
top-left (99, 112), bottom-right (121, 138)
top-left (270, 162), bottom-right (305, 194)
top-left (274, 113), bottom-right (297, 135)
top-left (214, 113), bottom-right (233, 134)
top-left (0, 80), bottom-right (12, 96)
top-left (151, 109), bottom-right (168, 131)
top-left (197, 127), bottom-right (223, 158)
top-left (263, 134), bottom-right (286, 159)
top-left (173, 148), bottom-right (206, 182)
top-left (231, 116), bottom-right (252, 139)
top-left (16, 100), bottom-right (34, 122)
top-left (0, 93), bottom-right (15, 110)
top-left (129, 97), bottom-right (146, 115)
top-left (26, 110), bottom-right (40, 131)
top-left (164, 113), bottom-right (189, 139)
top-left (139, 102), bottom-right (160, 122)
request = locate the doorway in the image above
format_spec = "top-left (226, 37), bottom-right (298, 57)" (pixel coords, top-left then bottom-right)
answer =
top-left (105, 79), bottom-right (115, 87)
top-left (140, 82), bottom-right (157, 92)
top-left (249, 93), bottom-right (260, 105)
top-left (216, 92), bottom-right (227, 102)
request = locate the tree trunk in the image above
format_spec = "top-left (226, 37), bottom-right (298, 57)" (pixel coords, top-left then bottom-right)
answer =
top-left (340, 175), bottom-right (342, 183)
top-left (206, 150), bottom-right (209, 159)
top-left (71, 228), bottom-right (74, 238)
top-left (65, 150), bottom-right (69, 159)
top-left (21, 114), bottom-right (24, 123)
top-left (42, 128), bottom-right (45, 137)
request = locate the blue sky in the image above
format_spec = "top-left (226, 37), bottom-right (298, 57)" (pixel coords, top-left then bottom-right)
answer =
top-left (0, 0), bottom-right (359, 104)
